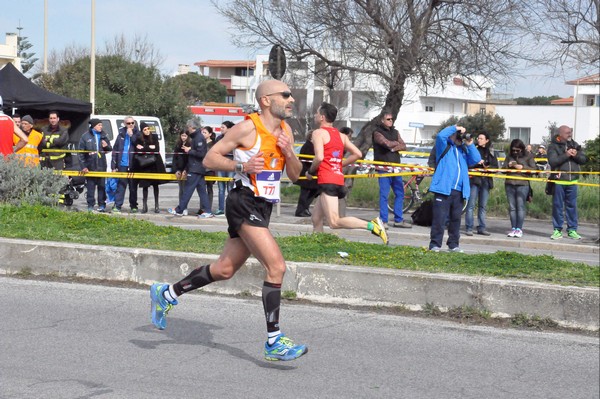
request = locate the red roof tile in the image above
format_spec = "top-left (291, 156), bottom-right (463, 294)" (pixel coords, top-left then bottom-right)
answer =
top-left (566, 74), bottom-right (600, 85)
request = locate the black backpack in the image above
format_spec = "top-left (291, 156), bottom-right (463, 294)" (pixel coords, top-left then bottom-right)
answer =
top-left (411, 198), bottom-right (434, 226)
top-left (411, 142), bottom-right (452, 227)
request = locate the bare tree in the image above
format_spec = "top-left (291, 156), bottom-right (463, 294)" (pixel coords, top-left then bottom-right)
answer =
top-left (103, 33), bottom-right (165, 69)
top-left (215, 0), bottom-right (526, 152)
top-left (520, 0), bottom-right (599, 75)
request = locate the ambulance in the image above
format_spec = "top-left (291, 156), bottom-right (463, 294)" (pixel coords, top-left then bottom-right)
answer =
top-left (189, 103), bottom-right (250, 135)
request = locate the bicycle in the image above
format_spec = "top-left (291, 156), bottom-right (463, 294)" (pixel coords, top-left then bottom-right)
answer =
top-left (387, 174), bottom-right (467, 214)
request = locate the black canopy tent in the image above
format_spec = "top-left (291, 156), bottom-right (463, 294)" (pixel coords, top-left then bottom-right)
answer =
top-left (0, 63), bottom-right (92, 143)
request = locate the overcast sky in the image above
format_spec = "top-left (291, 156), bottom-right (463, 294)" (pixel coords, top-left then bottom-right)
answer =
top-left (1, 0), bottom-right (576, 98)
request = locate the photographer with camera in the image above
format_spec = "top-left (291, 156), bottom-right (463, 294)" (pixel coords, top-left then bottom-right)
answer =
top-left (428, 125), bottom-right (481, 252)
top-left (547, 125), bottom-right (587, 240)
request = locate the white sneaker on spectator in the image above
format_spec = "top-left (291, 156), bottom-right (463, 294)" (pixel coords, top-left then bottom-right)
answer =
top-left (507, 228), bottom-right (517, 238)
top-left (514, 228), bottom-right (523, 238)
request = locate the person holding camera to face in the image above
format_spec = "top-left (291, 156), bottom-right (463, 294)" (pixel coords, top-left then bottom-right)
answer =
top-left (503, 139), bottom-right (537, 238)
top-left (465, 132), bottom-right (499, 236)
top-left (428, 125), bottom-right (481, 252)
top-left (547, 125), bottom-right (587, 240)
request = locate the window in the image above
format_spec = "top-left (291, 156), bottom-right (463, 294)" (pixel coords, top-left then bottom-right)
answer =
top-left (586, 95), bottom-right (595, 106)
top-left (425, 105), bottom-right (434, 112)
top-left (234, 67), bottom-right (254, 77)
top-left (509, 127), bottom-right (531, 144)
top-left (225, 95), bottom-right (235, 103)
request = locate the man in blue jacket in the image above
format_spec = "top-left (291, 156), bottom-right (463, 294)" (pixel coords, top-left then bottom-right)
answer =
top-left (429, 125), bottom-right (481, 252)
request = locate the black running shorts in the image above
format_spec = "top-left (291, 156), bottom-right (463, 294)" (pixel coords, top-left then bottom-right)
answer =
top-left (225, 186), bottom-right (273, 238)
top-left (318, 183), bottom-right (347, 199)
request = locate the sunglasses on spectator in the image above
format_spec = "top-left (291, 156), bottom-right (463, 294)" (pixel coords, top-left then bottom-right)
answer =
top-left (511, 148), bottom-right (521, 152)
top-left (385, 118), bottom-right (393, 121)
top-left (265, 91), bottom-right (293, 99)
top-left (126, 122), bottom-right (135, 125)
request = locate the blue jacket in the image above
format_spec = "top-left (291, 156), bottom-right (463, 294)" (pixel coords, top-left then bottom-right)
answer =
top-left (186, 129), bottom-right (208, 174)
top-left (429, 126), bottom-right (481, 199)
top-left (111, 126), bottom-right (139, 170)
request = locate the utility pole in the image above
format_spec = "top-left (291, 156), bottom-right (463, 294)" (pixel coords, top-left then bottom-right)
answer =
top-left (90, 0), bottom-right (96, 113)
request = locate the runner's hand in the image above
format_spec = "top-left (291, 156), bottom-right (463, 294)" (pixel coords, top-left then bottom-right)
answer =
top-left (244, 151), bottom-right (265, 174)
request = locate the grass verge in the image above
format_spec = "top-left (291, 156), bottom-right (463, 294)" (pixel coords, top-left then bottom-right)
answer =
top-left (0, 204), bottom-right (598, 288)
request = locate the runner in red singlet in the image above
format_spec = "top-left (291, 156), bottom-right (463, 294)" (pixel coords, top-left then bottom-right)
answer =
top-left (306, 102), bottom-right (389, 245)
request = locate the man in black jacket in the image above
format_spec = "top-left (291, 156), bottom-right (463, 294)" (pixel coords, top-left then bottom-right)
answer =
top-left (167, 119), bottom-right (212, 217)
top-left (111, 116), bottom-right (139, 213)
top-left (372, 111), bottom-right (411, 228)
top-left (78, 119), bottom-right (112, 212)
top-left (547, 125), bottom-right (587, 240)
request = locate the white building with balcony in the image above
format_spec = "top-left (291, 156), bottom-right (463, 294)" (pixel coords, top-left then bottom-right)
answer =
top-left (194, 55), bottom-right (493, 143)
top-left (0, 33), bottom-right (21, 70)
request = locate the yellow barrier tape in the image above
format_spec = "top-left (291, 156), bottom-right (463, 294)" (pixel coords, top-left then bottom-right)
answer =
top-left (56, 170), bottom-right (234, 182)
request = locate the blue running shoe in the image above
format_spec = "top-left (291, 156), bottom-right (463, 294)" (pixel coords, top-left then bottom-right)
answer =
top-left (150, 283), bottom-right (177, 330)
top-left (264, 334), bottom-right (308, 361)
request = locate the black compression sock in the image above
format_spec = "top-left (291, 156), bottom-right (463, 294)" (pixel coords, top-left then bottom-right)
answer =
top-left (172, 264), bottom-right (214, 296)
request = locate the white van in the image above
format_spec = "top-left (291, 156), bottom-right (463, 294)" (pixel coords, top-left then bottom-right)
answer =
top-left (92, 115), bottom-right (166, 170)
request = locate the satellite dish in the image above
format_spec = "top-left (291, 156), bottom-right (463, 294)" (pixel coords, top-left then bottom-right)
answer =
top-left (268, 45), bottom-right (286, 80)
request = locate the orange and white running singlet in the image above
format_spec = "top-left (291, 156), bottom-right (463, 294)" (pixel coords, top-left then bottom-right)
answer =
top-left (233, 113), bottom-right (290, 202)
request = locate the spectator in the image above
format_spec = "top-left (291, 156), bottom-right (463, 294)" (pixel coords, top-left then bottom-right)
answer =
top-left (503, 139), bottom-right (537, 238)
top-left (0, 96), bottom-right (28, 157)
top-left (547, 125), bottom-right (587, 240)
top-left (131, 122), bottom-right (166, 214)
top-left (338, 126), bottom-right (355, 217)
top-left (40, 111), bottom-right (69, 170)
top-left (167, 119), bottom-right (212, 218)
top-left (307, 102), bottom-right (388, 245)
top-left (526, 144), bottom-right (533, 154)
top-left (428, 125), bottom-right (481, 252)
top-left (78, 119), bottom-right (112, 212)
top-left (535, 144), bottom-right (548, 170)
top-left (173, 130), bottom-right (192, 214)
top-left (201, 126), bottom-right (216, 215)
top-left (294, 130), bottom-right (319, 217)
top-left (12, 113), bottom-right (21, 124)
top-left (372, 111), bottom-right (411, 228)
top-left (14, 115), bottom-right (43, 166)
top-left (465, 132), bottom-right (498, 236)
top-left (111, 116), bottom-right (139, 213)
top-left (214, 121), bottom-right (235, 215)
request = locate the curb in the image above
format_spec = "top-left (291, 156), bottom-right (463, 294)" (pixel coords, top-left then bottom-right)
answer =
top-left (1, 237), bottom-right (598, 330)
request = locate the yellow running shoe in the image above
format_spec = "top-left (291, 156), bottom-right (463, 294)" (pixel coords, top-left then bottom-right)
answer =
top-left (370, 217), bottom-right (389, 245)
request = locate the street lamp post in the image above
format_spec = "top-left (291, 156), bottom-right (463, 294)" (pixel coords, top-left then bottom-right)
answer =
top-left (90, 0), bottom-right (96, 113)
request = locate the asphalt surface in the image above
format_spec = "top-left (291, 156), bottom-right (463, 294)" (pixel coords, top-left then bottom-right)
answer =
top-left (72, 182), bottom-right (599, 266)
top-left (2, 278), bottom-right (598, 399)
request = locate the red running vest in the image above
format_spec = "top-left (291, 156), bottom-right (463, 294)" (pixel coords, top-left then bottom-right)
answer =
top-left (317, 126), bottom-right (345, 186)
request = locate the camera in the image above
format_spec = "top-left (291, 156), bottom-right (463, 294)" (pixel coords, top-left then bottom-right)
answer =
top-left (566, 141), bottom-right (578, 150)
top-left (457, 131), bottom-right (472, 141)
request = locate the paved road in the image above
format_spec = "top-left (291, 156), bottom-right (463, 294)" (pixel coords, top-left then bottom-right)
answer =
top-left (2, 278), bottom-right (599, 399)
top-left (73, 182), bottom-right (599, 266)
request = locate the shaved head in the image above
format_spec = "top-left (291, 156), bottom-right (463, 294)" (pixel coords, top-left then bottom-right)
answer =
top-left (255, 79), bottom-right (288, 102)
